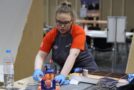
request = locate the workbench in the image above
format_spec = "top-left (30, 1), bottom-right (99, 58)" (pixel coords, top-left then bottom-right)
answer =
top-left (15, 77), bottom-right (97, 90)
top-left (0, 71), bottom-right (129, 90)
top-left (0, 76), bottom-right (96, 90)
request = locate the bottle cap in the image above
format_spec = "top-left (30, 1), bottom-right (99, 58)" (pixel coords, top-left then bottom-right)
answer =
top-left (6, 49), bottom-right (11, 53)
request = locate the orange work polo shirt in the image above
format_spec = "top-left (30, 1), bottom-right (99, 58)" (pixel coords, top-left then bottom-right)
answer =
top-left (40, 24), bottom-right (86, 53)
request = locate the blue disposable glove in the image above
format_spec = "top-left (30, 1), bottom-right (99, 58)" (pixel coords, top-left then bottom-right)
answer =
top-left (128, 74), bottom-right (134, 82)
top-left (73, 67), bottom-right (83, 73)
top-left (55, 74), bottom-right (66, 85)
top-left (32, 69), bottom-right (44, 81)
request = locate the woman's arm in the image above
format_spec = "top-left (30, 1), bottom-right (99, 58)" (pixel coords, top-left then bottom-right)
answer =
top-left (60, 48), bottom-right (80, 76)
top-left (34, 50), bottom-right (48, 70)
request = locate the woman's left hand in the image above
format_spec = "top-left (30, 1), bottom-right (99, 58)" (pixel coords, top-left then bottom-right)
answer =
top-left (55, 74), bottom-right (66, 85)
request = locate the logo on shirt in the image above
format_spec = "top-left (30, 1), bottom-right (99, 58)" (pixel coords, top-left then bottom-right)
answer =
top-left (53, 45), bottom-right (58, 50)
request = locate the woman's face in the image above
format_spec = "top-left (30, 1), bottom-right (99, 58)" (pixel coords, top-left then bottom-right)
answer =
top-left (56, 13), bottom-right (72, 34)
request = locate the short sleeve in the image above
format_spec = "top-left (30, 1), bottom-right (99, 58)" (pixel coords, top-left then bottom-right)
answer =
top-left (71, 25), bottom-right (86, 50)
top-left (40, 29), bottom-right (57, 53)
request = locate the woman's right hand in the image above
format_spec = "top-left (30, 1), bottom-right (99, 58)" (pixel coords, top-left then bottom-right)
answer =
top-left (32, 69), bottom-right (44, 81)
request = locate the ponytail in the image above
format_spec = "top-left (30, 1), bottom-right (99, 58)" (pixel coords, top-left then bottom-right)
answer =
top-left (56, 1), bottom-right (76, 19)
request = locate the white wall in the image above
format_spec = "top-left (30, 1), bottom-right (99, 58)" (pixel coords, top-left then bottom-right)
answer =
top-left (0, 0), bottom-right (32, 82)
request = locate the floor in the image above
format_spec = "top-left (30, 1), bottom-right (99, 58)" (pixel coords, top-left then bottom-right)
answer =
top-left (92, 43), bottom-right (130, 74)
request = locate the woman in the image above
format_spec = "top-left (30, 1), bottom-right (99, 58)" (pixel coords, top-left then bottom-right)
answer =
top-left (33, 2), bottom-right (98, 85)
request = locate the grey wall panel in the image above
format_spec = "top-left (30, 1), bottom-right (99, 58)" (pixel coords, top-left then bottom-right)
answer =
top-left (44, 0), bottom-right (49, 25)
top-left (125, 0), bottom-right (134, 30)
top-left (48, 0), bottom-right (57, 26)
top-left (112, 0), bottom-right (123, 16)
top-left (100, 0), bottom-right (134, 31)
top-left (100, 0), bottom-right (112, 20)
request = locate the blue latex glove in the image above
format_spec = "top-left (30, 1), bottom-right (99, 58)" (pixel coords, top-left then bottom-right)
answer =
top-left (74, 67), bottom-right (83, 73)
top-left (55, 74), bottom-right (66, 85)
top-left (32, 69), bottom-right (44, 81)
top-left (128, 74), bottom-right (134, 82)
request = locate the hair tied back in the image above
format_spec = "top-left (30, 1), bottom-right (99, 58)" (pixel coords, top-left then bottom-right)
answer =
top-left (61, 2), bottom-right (72, 8)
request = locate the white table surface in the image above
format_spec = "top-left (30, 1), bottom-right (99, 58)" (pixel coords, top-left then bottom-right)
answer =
top-left (86, 30), bottom-right (133, 38)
